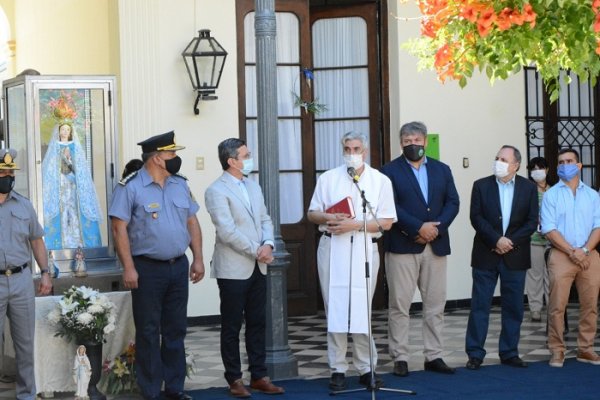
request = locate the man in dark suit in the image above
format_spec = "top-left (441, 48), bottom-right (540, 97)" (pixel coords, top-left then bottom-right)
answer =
top-left (465, 145), bottom-right (538, 370)
top-left (382, 121), bottom-right (460, 377)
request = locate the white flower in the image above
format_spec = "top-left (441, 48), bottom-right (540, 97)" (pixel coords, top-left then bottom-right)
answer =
top-left (78, 286), bottom-right (97, 300)
top-left (87, 304), bottom-right (104, 314)
top-left (77, 312), bottom-right (94, 325)
top-left (108, 315), bottom-right (116, 324)
top-left (58, 298), bottom-right (78, 315)
top-left (103, 323), bottom-right (115, 334)
top-left (47, 308), bottom-right (61, 324)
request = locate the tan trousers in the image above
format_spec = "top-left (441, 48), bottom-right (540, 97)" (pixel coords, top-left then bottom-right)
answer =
top-left (525, 244), bottom-right (549, 312)
top-left (547, 248), bottom-right (600, 354)
top-left (317, 235), bottom-right (379, 375)
top-left (385, 245), bottom-right (447, 362)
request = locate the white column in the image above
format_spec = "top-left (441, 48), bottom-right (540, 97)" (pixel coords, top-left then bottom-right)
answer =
top-left (118, 0), bottom-right (162, 163)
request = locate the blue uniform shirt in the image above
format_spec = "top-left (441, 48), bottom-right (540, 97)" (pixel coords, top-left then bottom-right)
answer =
top-left (0, 191), bottom-right (44, 268)
top-left (541, 179), bottom-right (600, 247)
top-left (108, 167), bottom-right (200, 260)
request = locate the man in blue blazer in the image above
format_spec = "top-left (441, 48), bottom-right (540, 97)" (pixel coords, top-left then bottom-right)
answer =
top-left (465, 145), bottom-right (538, 370)
top-left (382, 121), bottom-right (460, 377)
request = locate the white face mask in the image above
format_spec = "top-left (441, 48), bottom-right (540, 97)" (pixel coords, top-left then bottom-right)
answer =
top-left (493, 160), bottom-right (510, 179)
top-left (530, 169), bottom-right (546, 183)
top-left (344, 154), bottom-right (364, 170)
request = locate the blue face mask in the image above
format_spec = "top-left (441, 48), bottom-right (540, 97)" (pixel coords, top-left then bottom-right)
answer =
top-left (557, 163), bottom-right (579, 181)
top-left (241, 158), bottom-right (254, 176)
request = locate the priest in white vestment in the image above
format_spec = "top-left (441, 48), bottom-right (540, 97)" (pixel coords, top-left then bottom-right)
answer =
top-left (307, 131), bottom-right (396, 391)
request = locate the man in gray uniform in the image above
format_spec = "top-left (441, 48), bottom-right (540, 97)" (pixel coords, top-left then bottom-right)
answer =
top-left (109, 131), bottom-right (205, 400)
top-left (0, 148), bottom-right (52, 400)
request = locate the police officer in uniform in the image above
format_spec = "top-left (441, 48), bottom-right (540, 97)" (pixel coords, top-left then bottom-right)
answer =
top-left (0, 148), bottom-right (52, 400)
top-left (109, 131), bottom-right (205, 400)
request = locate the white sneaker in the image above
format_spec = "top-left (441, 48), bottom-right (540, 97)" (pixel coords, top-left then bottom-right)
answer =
top-left (549, 352), bottom-right (564, 368)
top-left (530, 311), bottom-right (542, 322)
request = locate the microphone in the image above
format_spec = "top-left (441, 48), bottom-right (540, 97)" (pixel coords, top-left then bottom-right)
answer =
top-left (347, 167), bottom-right (360, 183)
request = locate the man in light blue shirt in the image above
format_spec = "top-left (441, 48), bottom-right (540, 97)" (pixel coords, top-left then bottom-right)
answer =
top-left (541, 148), bottom-right (600, 368)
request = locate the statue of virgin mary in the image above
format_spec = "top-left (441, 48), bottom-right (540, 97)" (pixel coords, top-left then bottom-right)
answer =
top-left (42, 122), bottom-right (102, 249)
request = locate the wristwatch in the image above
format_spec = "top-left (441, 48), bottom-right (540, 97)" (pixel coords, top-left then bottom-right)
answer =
top-left (40, 268), bottom-right (50, 275)
top-left (581, 247), bottom-right (590, 256)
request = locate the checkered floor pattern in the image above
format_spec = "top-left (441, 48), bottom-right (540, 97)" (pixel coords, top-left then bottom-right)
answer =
top-left (1, 304), bottom-right (596, 398)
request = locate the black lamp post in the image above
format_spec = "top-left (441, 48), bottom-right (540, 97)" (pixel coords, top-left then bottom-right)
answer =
top-left (182, 29), bottom-right (228, 115)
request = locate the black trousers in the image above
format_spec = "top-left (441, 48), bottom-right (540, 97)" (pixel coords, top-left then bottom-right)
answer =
top-left (131, 255), bottom-right (189, 398)
top-left (217, 264), bottom-right (267, 384)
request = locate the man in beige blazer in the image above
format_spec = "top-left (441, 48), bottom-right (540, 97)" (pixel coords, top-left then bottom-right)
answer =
top-left (205, 138), bottom-right (284, 398)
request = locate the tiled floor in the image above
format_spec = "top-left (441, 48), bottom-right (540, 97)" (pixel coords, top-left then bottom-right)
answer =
top-left (1, 304), bottom-right (596, 399)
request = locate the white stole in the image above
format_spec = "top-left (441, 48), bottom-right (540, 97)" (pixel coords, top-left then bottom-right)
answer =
top-left (327, 231), bottom-right (373, 334)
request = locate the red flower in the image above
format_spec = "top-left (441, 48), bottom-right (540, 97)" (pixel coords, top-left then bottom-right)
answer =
top-left (509, 10), bottom-right (524, 26)
top-left (496, 8), bottom-right (512, 31)
top-left (421, 19), bottom-right (438, 38)
top-left (593, 0), bottom-right (600, 14)
top-left (460, 4), bottom-right (478, 23)
top-left (522, 3), bottom-right (537, 28)
top-left (594, 14), bottom-right (600, 33)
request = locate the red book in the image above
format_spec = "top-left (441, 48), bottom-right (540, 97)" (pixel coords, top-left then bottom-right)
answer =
top-left (325, 196), bottom-right (355, 218)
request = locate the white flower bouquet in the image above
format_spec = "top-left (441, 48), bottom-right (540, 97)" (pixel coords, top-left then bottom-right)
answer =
top-left (48, 285), bottom-right (116, 344)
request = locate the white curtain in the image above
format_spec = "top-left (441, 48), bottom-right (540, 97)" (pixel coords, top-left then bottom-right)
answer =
top-left (312, 17), bottom-right (370, 172)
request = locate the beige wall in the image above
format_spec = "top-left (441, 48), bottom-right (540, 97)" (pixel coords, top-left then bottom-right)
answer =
top-left (388, 1), bottom-right (527, 301)
top-left (12, 0), bottom-right (112, 75)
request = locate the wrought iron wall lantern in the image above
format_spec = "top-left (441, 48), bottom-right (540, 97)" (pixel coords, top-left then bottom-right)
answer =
top-left (182, 29), bottom-right (228, 115)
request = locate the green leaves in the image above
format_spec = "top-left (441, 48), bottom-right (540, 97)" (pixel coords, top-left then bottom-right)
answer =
top-left (404, 0), bottom-right (600, 102)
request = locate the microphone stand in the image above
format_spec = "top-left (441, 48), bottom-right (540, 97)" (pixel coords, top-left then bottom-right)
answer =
top-left (331, 172), bottom-right (416, 398)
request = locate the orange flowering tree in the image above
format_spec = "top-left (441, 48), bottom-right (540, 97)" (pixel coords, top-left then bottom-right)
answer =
top-left (403, 0), bottom-right (600, 101)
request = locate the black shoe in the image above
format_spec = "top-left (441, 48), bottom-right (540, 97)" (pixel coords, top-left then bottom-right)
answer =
top-left (164, 392), bottom-right (192, 400)
top-left (424, 358), bottom-right (455, 374)
top-left (329, 373), bottom-right (346, 391)
top-left (501, 356), bottom-right (528, 368)
top-left (466, 357), bottom-right (483, 370)
top-left (358, 372), bottom-right (383, 389)
top-left (393, 361), bottom-right (409, 377)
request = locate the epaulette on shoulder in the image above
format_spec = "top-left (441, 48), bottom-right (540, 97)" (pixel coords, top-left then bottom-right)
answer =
top-left (175, 172), bottom-right (188, 180)
top-left (119, 171), bottom-right (139, 186)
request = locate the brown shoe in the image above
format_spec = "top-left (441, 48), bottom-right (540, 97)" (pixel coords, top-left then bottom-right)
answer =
top-left (576, 351), bottom-right (600, 365)
top-left (229, 378), bottom-right (251, 398)
top-left (250, 376), bottom-right (285, 395)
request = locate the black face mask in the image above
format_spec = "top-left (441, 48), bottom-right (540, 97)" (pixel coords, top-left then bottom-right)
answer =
top-left (164, 156), bottom-right (182, 175)
top-left (403, 144), bottom-right (425, 162)
top-left (0, 175), bottom-right (15, 194)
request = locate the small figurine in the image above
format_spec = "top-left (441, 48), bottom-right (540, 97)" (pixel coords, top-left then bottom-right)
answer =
top-left (48, 250), bottom-right (60, 278)
top-left (72, 247), bottom-right (88, 277)
top-left (73, 345), bottom-right (91, 399)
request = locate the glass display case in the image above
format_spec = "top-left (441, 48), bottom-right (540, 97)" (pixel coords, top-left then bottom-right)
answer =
top-left (2, 75), bottom-right (120, 276)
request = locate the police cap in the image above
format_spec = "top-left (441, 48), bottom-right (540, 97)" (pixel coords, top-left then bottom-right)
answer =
top-left (137, 131), bottom-right (185, 154)
top-left (0, 148), bottom-right (19, 170)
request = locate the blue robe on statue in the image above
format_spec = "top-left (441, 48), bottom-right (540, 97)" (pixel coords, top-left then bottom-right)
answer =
top-left (42, 124), bottom-right (102, 250)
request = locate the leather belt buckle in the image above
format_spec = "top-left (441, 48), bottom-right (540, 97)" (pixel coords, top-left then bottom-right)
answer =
top-left (5, 269), bottom-right (11, 277)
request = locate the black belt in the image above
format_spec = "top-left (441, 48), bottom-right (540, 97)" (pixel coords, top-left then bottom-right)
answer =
top-left (135, 255), bottom-right (184, 265)
top-left (0, 263), bottom-right (28, 276)
top-left (323, 232), bottom-right (378, 243)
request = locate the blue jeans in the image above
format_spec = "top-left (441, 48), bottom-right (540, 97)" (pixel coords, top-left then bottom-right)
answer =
top-left (465, 261), bottom-right (526, 361)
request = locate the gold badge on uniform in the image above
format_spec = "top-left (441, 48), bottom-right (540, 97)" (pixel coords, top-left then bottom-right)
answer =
top-left (148, 202), bottom-right (160, 219)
